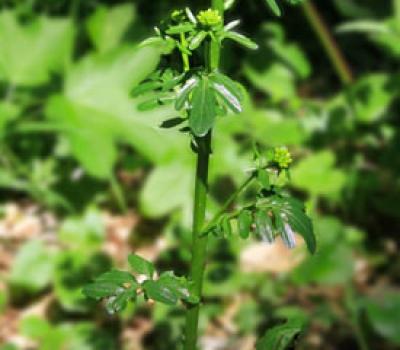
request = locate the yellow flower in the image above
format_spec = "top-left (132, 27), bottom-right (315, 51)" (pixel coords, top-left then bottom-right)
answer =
top-left (197, 9), bottom-right (222, 27)
top-left (273, 146), bottom-right (292, 169)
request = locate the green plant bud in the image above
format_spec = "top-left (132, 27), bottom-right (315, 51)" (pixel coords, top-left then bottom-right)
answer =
top-left (273, 146), bottom-right (292, 169)
top-left (197, 9), bottom-right (222, 27)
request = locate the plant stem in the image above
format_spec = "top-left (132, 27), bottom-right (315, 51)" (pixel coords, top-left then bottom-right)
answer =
top-left (184, 2), bottom-right (224, 349)
top-left (202, 173), bottom-right (255, 234)
top-left (301, 0), bottom-right (354, 85)
top-left (184, 133), bottom-right (211, 350)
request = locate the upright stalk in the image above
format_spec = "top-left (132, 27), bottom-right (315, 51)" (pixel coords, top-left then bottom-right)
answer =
top-left (184, 2), bottom-right (224, 349)
top-left (302, 0), bottom-right (354, 85)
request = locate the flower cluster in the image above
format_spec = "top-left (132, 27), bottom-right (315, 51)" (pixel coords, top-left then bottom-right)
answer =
top-left (197, 9), bottom-right (222, 27)
top-left (273, 146), bottom-right (292, 169)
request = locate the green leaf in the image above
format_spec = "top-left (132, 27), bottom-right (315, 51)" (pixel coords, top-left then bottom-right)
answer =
top-left (291, 151), bottom-right (346, 200)
top-left (189, 31), bottom-right (208, 50)
top-left (131, 80), bottom-right (162, 97)
top-left (365, 292), bottom-right (400, 345)
top-left (349, 73), bottom-right (395, 124)
top-left (256, 317), bottom-right (305, 350)
top-left (223, 31), bottom-right (259, 49)
top-left (10, 240), bottom-right (54, 292)
top-left (158, 272), bottom-right (199, 304)
top-left (211, 79), bottom-right (242, 113)
top-left (279, 197), bottom-right (316, 253)
top-left (238, 210), bottom-right (252, 239)
top-left (166, 23), bottom-right (194, 35)
top-left (140, 161), bottom-right (193, 218)
top-left (95, 270), bottom-right (136, 286)
top-left (175, 76), bottom-right (199, 110)
top-left (189, 75), bottom-right (217, 136)
top-left (264, 0), bottom-right (282, 16)
top-left (222, 216), bottom-right (233, 237)
top-left (257, 169), bottom-right (270, 189)
top-left (106, 288), bottom-right (136, 313)
top-left (0, 11), bottom-right (74, 86)
top-left (46, 45), bottom-right (172, 179)
top-left (82, 282), bottom-right (119, 299)
top-left (255, 210), bottom-right (274, 243)
top-left (128, 254), bottom-right (155, 278)
top-left (142, 280), bottom-right (178, 305)
top-left (86, 4), bottom-right (135, 53)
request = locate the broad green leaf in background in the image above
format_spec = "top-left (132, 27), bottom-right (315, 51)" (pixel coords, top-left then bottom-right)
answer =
top-left (10, 240), bottom-right (55, 292)
top-left (46, 45), bottom-right (183, 179)
top-left (291, 217), bottom-right (354, 285)
top-left (140, 161), bottom-right (193, 218)
top-left (365, 292), bottom-right (400, 345)
top-left (0, 102), bottom-right (20, 136)
top-left (349, 73), bottom-right (396, 124)
top-left (0, 10), bottom-right (74, 86)
top-left (256, 317), bottom-right (305, 350)
top-left (291, 150), bottom-right (346, 199)
top-left (86, 4), bottom-right (136, 53)
top-left (58, 208), bottom-right (105, 252)
top-left (244, 63), bottom-right (296, 102)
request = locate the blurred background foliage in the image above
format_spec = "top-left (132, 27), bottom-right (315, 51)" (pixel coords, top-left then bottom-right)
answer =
top-left (0, 0), bottom-right (399, 349)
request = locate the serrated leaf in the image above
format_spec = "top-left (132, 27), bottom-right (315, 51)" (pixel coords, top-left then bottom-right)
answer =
top-left (255, 210), bottom-right (274, 243)
top-left (189, 76), bottom-right (217, 136)
top-left (189, 31), bottom-right (208, 50)
top-left (158, 272), bottom-right (199, 304)
top-left (256, 317), bottom-right (305, 350)
top-left (128, 254), bottom-right (155, 278)
top-left (223, 31), bottom-right (259, 49)
top-left (238, 210), bottom-right (252, 239)
top-left (264, 0), bottom-right (282, 16)
top-left (175, 76), bottom-right (199, 110)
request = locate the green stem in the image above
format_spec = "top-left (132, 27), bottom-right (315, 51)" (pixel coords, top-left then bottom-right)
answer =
top-left (202, 173), bottom-right (255, 234)
top-left (184, 2), bottom-right (224, 350)
top-left (301, 0), bottom-right (354, 85)
top-left (394, 0), bottom-right (400, 21)
top-left (180, 33), bottom-right (190, 72)
top-left (184, 133), bottom-right (211, 350)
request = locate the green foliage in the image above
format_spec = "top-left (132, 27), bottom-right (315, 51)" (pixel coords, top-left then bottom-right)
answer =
top-left (10, 240), bottom-right (55, 292)
top-left (128, 253), bottom-right (155, 278)
top-left (256, 317), bottom-right (305, 350)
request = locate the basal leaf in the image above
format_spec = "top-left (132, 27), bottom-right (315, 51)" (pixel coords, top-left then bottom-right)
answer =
top-left (189, 75), bottom-right (217, 136)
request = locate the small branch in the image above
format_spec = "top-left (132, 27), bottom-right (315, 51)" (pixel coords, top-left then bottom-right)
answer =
top-left (202, 172), bottom-right (255, 234)
top-left (301, 0), bottom-right (354, 85)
